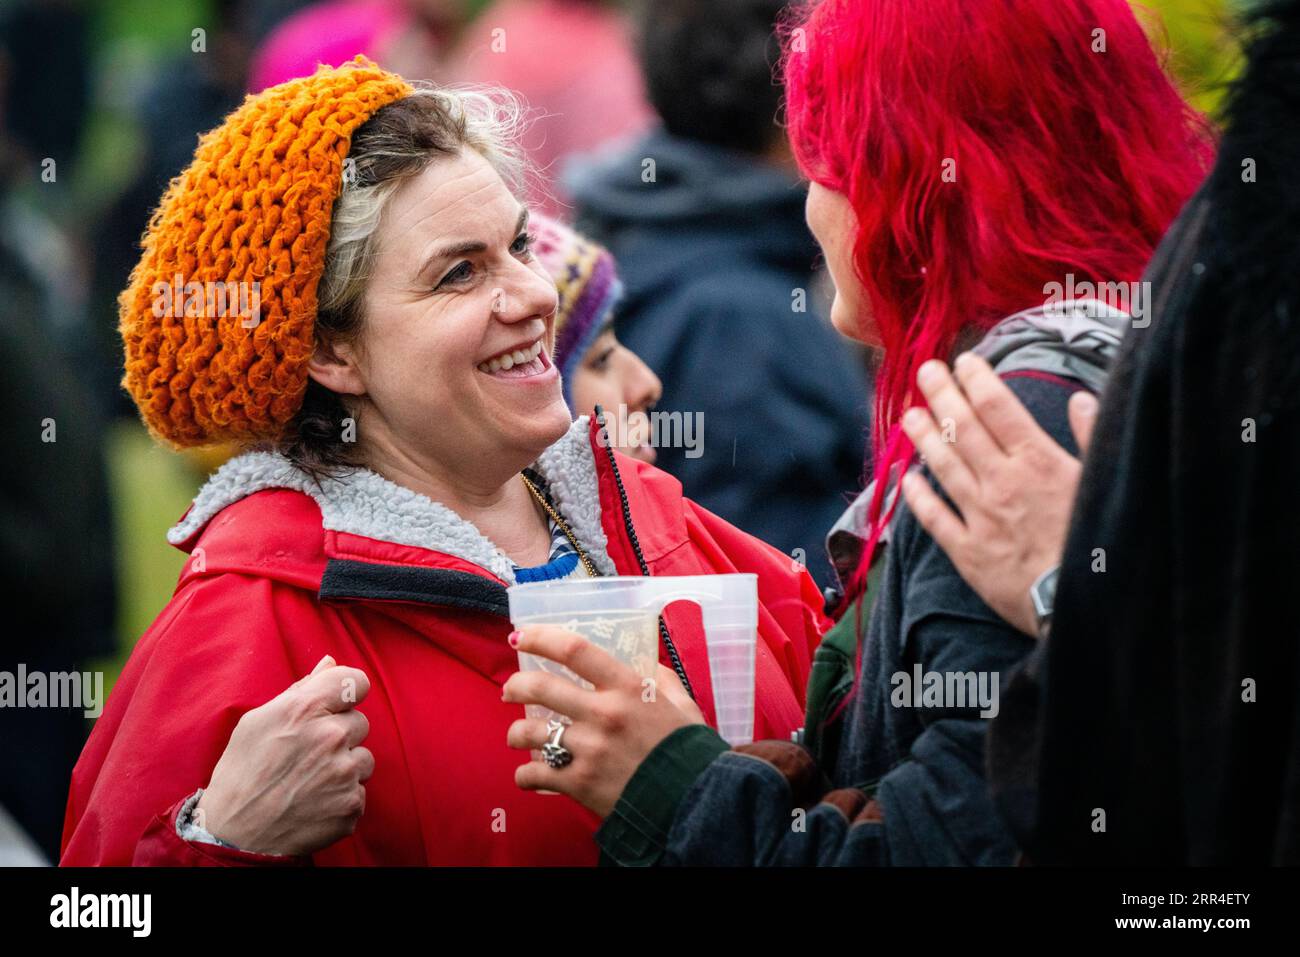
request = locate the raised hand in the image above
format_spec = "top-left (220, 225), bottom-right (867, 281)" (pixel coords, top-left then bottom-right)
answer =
top-left (899, 353), bottom-right (1098, 637)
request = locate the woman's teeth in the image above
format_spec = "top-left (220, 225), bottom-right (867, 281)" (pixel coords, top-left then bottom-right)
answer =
top-left (477, 340), bottom-right (545, 375)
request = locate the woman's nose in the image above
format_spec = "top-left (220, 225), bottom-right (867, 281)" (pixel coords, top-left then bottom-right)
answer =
top-left (492, 261), bottom-right (558, 324)
top-left (626, 351), bottom-right (663, 412)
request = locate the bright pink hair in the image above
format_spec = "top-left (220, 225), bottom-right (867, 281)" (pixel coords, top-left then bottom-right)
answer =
top-left (781, 0), bottom-right (1214, 608)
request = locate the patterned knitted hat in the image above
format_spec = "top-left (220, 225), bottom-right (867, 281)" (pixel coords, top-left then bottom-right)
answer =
top-left (119, 57), bottom-right (413, 448)
top-left (529, 212), bottom-right (623, 408)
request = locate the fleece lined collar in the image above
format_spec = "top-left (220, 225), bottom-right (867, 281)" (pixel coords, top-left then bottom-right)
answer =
top-left (168, 416), bottom-right (619, 584)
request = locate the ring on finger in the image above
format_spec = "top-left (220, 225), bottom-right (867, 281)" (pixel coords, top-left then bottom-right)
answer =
top-left (542, 718), bottom-right (573, 769)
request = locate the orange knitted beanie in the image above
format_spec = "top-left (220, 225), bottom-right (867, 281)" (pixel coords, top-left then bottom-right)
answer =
top-left (119, 57), bottom-right (413, 448)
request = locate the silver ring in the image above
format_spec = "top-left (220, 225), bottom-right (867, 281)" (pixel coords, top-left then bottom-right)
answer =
top-left (542, 718), bottom-right (573, 769)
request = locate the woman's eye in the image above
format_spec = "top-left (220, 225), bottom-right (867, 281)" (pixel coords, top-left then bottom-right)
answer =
top-left (588, 347), bottom-right (615, 371)
top-left (436, 261), bottom-right (473, 289)
top-left (434, 233), bottom-right (529, 290)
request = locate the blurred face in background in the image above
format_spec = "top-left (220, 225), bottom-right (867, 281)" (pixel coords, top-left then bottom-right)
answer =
top-left (569, 328), bottom-right (663, 464)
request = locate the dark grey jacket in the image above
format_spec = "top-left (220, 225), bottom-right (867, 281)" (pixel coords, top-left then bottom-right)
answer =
top-left (595, 303), bottom-right (1126, 866)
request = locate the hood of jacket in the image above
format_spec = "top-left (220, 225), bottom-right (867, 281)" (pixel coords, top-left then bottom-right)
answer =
top-left (971, 297), bottom-right (1129, 394)
top-left (564, 127), bottom-right (818, 307)
top-left (824, 299), bottom-right (1132, 592)
top-left (566, 127), bottom-right (806, 228)
top-left (168, 416), bottom-right (624, 589)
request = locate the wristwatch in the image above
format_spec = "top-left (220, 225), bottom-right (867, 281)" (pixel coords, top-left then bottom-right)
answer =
top-left (1029, 565), bottom-right (1059, 639)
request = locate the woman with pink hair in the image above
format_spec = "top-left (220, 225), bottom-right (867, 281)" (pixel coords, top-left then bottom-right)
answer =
top-left (503, 0), bottom-right (1213, 865)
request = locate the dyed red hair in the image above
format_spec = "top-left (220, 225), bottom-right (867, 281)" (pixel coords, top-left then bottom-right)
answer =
top-left (781, 0), bottom-right (1215, 605)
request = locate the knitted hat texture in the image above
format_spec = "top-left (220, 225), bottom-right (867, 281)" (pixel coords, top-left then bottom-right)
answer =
top-left (529, 212), bottom-right (622, 408)
top-left (119, 57), bottom-right (413, 447)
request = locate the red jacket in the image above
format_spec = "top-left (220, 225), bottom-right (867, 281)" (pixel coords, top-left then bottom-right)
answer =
top-left (61, 417), bottom-right (828, 865)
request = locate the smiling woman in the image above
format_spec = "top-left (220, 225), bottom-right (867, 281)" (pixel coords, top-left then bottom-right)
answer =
top-left (296, 140), bottom-right (574, 568)
top-left (285, 88), bottom-right (570, 492)
top-left (63, 58), bottom-right (827, 866)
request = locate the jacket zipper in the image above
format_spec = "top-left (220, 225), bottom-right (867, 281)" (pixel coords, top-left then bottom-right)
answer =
top-left (594, 405), bottom-right (697, 702)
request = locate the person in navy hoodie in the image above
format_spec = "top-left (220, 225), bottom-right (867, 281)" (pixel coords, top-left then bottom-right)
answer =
top-left (566, 0), bottom-right (870, 588)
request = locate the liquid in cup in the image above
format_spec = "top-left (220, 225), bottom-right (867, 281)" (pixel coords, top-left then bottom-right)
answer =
top-left (507, 575), bottom-right (759, 762)
top-left (513, 607), bottom-right (660, 745)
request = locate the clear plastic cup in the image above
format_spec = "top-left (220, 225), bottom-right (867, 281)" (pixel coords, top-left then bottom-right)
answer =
top-left (507, 574), bottom-right (758, 748)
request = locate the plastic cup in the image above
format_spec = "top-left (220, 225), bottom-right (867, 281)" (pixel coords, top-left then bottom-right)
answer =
top-left (507, 574), bottom-right (759, 749)
top-left (702, 626), bottom-right (758, 747)
top-left (513, 606), bottom-right (660, 724)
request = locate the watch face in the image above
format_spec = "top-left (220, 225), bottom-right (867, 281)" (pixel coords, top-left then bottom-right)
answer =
top-left (1032, 566), bottom-right (1059, 619)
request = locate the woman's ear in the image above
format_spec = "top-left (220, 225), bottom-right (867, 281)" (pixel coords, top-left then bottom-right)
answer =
top-left (306, 339), bottom-right (366, 396)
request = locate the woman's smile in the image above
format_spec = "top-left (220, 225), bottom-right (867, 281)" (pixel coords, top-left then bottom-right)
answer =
top-left (476, 337), bottom-right (558, 382)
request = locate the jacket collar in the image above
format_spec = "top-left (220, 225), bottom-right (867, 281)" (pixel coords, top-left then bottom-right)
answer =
top-left (169, 416), bottom-right (620, 584)
top-left (971, 297), bottom-right (1129, 395)
top-left (823, 298), bottom-right (1130, 592)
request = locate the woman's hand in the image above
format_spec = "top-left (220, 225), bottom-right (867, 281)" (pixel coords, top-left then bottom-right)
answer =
top-left (196, 655), bottom-right (374, 856)
top-left (899, 353), bottom-right (1098, 637)
top-left (503, 625), bottom-right (703, 818)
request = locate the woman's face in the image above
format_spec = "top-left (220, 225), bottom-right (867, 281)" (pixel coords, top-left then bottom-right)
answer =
top-left (310, 148), bottom-right (571, 482)
top-left (569, 330), bottom-right (663, 464)
top-left (805, 181), bottom-right (878, 346)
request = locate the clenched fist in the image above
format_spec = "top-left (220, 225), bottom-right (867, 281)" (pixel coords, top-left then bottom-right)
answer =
top-left (196, 655), bottom-right (374, 857)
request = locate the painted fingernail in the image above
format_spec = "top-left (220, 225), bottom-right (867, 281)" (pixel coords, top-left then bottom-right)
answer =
top-left (508, 630), bottom-right (521, 648)
top-left (917, 360), bottom-right (943, 386)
